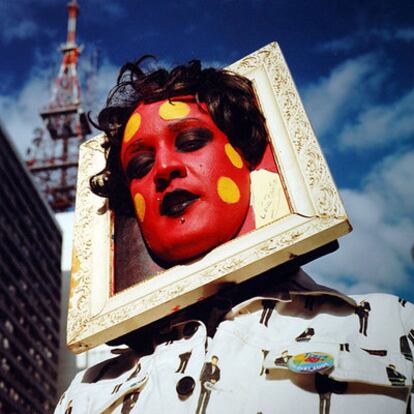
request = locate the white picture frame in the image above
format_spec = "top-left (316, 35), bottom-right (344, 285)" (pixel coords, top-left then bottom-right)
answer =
top-left (67, 42), bottom-right (351, 353)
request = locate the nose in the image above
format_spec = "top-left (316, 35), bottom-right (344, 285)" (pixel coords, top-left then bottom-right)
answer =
top-left (154, 151), bottom-right (187, 191)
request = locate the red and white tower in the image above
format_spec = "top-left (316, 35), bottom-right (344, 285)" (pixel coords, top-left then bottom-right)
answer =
top-left (26, 0), bottom-right (91, 212)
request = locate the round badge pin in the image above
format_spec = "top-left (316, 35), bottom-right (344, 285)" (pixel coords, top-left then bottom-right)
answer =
top-left (287, 352), bottom-right (334, 374)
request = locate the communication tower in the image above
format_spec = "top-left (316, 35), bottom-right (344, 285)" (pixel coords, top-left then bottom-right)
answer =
top-left (26, 0), bottom-right (91, 212)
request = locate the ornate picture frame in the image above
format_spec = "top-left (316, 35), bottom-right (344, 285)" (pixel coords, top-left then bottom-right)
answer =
top-left (67, 42), bottom-right (351, 353)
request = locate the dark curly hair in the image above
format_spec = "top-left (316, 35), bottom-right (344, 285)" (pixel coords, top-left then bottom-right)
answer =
top-left (90, 56), bottom-right (268, 215)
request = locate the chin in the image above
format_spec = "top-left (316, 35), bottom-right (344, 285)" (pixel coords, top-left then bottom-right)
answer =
top-left (143, 207), bottom-right (249, 265)
top-left (151, 240), bottom-right (217, 265)
top-left (148, 230), bottom-right (232, 265)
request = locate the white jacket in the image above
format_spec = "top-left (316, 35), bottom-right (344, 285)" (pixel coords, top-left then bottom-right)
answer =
top-left (56, 270), bottom-right (414, 413)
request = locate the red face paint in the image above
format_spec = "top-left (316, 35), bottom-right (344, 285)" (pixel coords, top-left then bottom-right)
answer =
top-left (121, 98), bottom-right (250, 263)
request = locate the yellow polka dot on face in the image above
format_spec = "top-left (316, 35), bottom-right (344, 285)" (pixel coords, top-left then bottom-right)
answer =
top-left (224, 143), bottom-right (243, 168)
top-left (159, 101), bottom-right (190, 120)
top-left (133, 193), bottom-right (146, 222)
top-left (124, 113), bottom-right (141, 143)
top-left (217, 177), bottom-right (240, 204)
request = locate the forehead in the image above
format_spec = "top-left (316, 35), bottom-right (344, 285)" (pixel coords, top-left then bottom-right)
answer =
top-left (123, 97), bottom-right (212, 142)
top-left (137, 98), bottom-right (205, 119)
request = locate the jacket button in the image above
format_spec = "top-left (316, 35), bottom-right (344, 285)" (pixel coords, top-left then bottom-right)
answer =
top-left (176, 376), bottom-right (195, 398)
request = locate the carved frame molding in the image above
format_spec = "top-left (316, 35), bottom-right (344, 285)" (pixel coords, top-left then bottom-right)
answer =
top-left (67, 42), bottom-right (350, 353)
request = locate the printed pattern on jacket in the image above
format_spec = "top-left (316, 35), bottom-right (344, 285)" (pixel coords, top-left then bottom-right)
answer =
top-left (55, 275), bottom-right (414, 414)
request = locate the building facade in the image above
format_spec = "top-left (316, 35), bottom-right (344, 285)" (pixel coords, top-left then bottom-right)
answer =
top-left (0, 122), bottom-right (62, 413)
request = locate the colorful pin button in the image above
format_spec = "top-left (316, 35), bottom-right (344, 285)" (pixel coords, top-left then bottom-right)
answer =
top-left (287, 352), bottom-right (334, 374)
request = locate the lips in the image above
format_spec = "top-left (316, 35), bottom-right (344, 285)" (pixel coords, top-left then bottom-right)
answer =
top-left (160, 189), bottom-right (200, 217)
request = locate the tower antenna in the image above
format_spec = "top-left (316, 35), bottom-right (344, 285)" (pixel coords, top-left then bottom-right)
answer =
top-left (26, 0), bottom-right (91, 212)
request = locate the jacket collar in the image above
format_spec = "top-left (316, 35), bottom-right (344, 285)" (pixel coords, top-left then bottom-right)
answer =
top-left (268, 268), bottom-right (356, 307)
top-left (111, 268), bottom-right (355, 350)
top-left (225, 268), bottom-right (356, 313)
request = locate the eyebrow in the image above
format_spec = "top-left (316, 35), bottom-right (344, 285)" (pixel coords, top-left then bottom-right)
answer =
top-left (167, 117), bottom-right (210, 133)
top-left (124, 137), bottom-right (145, 155)
top-left (123, 117), bottom-right (211, 158)
top-left (122, 138), bottom-right (149, 166)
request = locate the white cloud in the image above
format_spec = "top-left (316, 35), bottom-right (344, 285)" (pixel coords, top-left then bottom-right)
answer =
top-left (338, 89), bottom-right (414, 150)
top-left (303, 53), bottom-right (384, 141)
top-left (318, 37), bottom-right (356, 53)
top-left (305, 151), bottom-right (414, 296)
top-left (3, 20), bottom-right (38, 42)
top-left (374, 27), bottom-right (414, 42)
top-left (97, 2), bottom-right (126, 18)
top-left (82, 0), bottom-right (127, 22)
top-left (0, 55), bottom-right (119, 156)
top-left (303, 52), bottom-right (413, 152)
top-left (0, 0), bottom-right (54, 43)
top-left (92, 60), bottom-right (119, 110)
top-left (0, 68), bottom-right (50, 155)
top-left (318, 27), bottom-right (414, 53)
top-left (365, 151), bottom-right (414, 217)
top-left (395, 28), bottom-right (414, 41)
top-left (0, 57), bottom-right (118, 271)
top-left (82, 58), bottom-right (119, 130)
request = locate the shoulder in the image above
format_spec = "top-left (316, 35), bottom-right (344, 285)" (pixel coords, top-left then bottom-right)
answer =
top-left (349, 292), bottom-right (407, 304)
top-left (54, 350), bottom-right (140, 413)
top-left (351, 290), bottom-right (411, 312)
top-left (348, 292), bottom-right (414, 340)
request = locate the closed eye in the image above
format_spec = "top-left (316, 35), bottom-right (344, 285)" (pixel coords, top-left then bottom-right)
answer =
top-left (126, 151), bottom-right (154, 179)
top-left (175, 128), bottom-right (213, 152)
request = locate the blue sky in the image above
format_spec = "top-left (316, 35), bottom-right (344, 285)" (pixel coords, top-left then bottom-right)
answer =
top-left (1, 0), bottom-right (413, 300)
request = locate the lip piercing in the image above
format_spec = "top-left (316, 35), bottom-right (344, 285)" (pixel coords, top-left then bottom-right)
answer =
top-left (180, 217), bottom-right (185, 224)
top-left (156, 197), bottom-right (161, 202)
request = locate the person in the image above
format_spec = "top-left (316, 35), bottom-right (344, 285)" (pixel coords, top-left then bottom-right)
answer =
top-left (55, 58), bottom-right (414, 413)
top-left (89, 57), bottom-right (276, 265)
top-left (196, 355), bottom-right (221, 414)
top-left (90, 56), bottom-right (291, 291)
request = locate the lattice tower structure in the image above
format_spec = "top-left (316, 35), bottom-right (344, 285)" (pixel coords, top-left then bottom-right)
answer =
top-left (26, 0), bottom-right (91, 212)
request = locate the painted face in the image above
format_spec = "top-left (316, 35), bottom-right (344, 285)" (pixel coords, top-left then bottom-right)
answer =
top-left (121, 98), bottom-right (250, 263)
